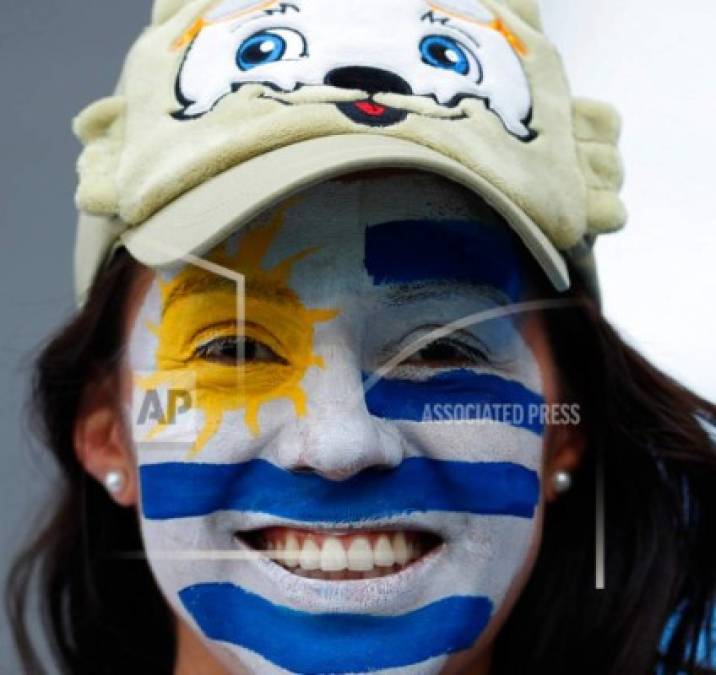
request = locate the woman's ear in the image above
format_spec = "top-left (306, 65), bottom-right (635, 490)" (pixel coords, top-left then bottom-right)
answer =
top-left (74, 371), bottom-right (137, 507)
top-left (543, 419), bottom-right (586, 503)
top-left (522, 311), bottom-right (587, 503)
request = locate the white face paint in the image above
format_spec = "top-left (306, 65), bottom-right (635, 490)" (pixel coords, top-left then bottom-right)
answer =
top-left (127, 174), bottom-right (547, 674)
top-left (173, 0), bottom-right (535, 139)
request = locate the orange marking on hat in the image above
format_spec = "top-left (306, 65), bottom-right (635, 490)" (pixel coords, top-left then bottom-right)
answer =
top-left (172, 18), bottom-right (206, 50)
top-left (488, 18), bottom-right (527, 56)
top-left (172, 0), bottom-right (280, 50)
top-left (426, 2), bottom-right (528, 57)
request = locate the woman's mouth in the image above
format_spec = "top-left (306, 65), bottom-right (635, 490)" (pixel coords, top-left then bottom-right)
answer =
top-left (237, 527), bottom-right (443, 581)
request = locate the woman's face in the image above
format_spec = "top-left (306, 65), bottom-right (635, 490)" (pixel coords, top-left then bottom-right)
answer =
top-left (120, 174), bottom-right (568, 674)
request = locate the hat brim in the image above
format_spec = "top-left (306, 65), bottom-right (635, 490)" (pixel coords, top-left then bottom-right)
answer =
top-left (120, 133), bottom-right (570, 291)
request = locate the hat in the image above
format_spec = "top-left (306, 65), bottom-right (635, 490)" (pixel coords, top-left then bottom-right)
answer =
top-left (72, 0), bottom-right (626, 305)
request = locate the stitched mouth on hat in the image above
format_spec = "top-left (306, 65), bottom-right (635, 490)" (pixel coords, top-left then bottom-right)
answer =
top-left (325, 66), bottom-right (412, 127)
top-left (336, 99), bottom-right (409, 127)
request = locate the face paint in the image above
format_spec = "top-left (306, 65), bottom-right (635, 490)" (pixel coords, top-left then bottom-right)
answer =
top-left (135, 204), bottom-right (338, 455)
top-left (127, 174), bottom-right (546, 674)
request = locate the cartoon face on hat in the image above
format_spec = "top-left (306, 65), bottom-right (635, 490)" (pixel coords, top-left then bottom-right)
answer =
top-left (173, 0), bottom-right (536, 139)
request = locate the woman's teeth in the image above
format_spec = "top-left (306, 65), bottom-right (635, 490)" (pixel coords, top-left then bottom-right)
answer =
top-left (241, 527), bottom-right (440, 580)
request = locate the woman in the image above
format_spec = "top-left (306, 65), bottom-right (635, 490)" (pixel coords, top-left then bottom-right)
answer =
top-left (7, 0), bottom-right (716, 673)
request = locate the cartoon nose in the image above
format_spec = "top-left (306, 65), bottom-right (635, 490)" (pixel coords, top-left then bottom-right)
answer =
top-left (324, 66), bottom-right (413, 97)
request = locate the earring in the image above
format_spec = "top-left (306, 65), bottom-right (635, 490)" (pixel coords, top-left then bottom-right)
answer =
top-left (104, 470), bottom-right (127, 495)
top-left (552, 470), bottom-right (572, 495)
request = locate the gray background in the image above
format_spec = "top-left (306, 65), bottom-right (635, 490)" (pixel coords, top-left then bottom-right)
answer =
top-left (1, 1), bottom-right (714, 673)
top-left (0, 3), bottom-right (149, 671)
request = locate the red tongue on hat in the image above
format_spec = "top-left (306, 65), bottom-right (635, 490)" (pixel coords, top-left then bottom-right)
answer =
top-left (354, 100), bottom-right (387, 117)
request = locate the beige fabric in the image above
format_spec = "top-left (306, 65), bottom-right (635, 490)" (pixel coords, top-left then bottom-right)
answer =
top-left (572, 98), bottom-right (627, 235)
top-left (151, 0), bottom-right (191, 25)
top-left (72, 0), bottom-right (627, 302)
top-left (501, 0), bottom-right (542, 30)
top-left (119, 135), bottom-right (569, 285)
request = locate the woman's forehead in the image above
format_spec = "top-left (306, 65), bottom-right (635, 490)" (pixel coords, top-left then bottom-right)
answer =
top-left (145, 173), bottom-right (537, 330)
top-left (162, 174), bottom-right (527, 291)
top-left (256, 172), bottom-right (506, 253)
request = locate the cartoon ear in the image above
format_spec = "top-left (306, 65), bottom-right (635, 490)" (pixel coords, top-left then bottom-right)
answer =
top-left (428, 0), bottom-right (494, 23)
top-left (72, 96), bottom-right (126, 217)
top-left (497, 0), bottom-right (543, 31)
top-left (573, 98), bottom-right (627, 235)
top-left (204, 0), bottom-right (274, 22)
top-left (152, 0), bottom-right (194, 25)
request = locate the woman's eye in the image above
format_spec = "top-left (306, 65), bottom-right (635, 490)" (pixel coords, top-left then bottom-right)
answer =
top-left (196, 336), bottom-right (286, 365)
top-left (405, 338), bottom-right (488, 368)
top-left (236, 29), bottom-right (306, 71)
top-left (419, 35), bottom-right (476, 77)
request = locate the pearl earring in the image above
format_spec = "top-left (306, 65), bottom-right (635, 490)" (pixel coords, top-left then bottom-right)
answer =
top-left (552, 470), bottom-right (572, 495)
top-left (104, 470), bottom-right (127, 495)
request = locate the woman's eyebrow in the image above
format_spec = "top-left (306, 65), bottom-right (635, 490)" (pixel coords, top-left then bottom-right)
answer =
top-left (384, 281), bottom-right (510, 307)
top-left (162, 274), bottom-right (295, 314)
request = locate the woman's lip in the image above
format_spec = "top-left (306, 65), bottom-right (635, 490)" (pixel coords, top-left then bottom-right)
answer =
top-left (227, 528), bottom-right (449, 615)
top-left (237, 526), bottom-right (443, 579)
top-left (238, 524), bottom-right (440, 537)
top-left (250, 533), bottom-right (446, 585)
top-left (186, 513), bottom-right (485, 614)
top-left (226, 516), bottom-right (454, 589)
top-left (229, 514), bottom-right (450, 541)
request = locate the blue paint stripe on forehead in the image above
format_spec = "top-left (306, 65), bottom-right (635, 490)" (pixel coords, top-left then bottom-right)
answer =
top-left (140, 458), bottom-right (539, 521)
top-left (180, 583), bottom-right (492, 673)
top-left (364, 219), bottom-right (523, 301)
top-left (364, 369), bottom-right (545, 435)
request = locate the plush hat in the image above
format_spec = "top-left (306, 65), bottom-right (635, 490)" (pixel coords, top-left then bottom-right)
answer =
top-left (73, 0), bottom-right (626, 304)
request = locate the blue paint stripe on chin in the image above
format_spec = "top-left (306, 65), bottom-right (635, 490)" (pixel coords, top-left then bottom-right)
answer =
top-left (364, 369), bottom-right (545, 435)
top-left (364, 219), bottom-right (524, 301)
top-left (179, 582), bottom-right (493, 673)
top-left (140, 458), bottom-right (539, 521)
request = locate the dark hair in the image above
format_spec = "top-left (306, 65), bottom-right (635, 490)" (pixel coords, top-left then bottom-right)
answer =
top-left (6, 247), bottom-right (716, 675)
top-left (6, 251), bottom-right (175, 674)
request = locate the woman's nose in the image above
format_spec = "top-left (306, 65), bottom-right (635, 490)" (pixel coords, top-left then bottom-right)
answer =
top-left (280, 357), bottom-right (404, 481)
top-left (291, 404), bottom-right (403, 481)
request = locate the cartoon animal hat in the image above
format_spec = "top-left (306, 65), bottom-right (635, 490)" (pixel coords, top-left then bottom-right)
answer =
top-left (73, 0), bottom-right (626, 304)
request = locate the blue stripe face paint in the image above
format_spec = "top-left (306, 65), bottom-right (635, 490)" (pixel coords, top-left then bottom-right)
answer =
top-left (363, 369), bottom-right (545, 435)
top-left (128, 175), bottom-right (550, 675)
top-left (140, 457), bottom-right (540, 521)
top-left (179, 583), bottom-right (493, 673)
top-left (364, 219), bottom-right (525, 302)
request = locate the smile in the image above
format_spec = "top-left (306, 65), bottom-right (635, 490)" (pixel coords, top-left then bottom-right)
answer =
top-left (238, 526), bottom-right (444, 580)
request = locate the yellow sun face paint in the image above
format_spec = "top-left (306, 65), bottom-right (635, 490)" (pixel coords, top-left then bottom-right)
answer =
top-left (136, 206), bottom-right (339, 456)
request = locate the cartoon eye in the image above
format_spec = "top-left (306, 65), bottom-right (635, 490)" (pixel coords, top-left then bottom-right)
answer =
top-left (235, 28), bottom-right (306, 71)
top-left (419, 35), bottom-right (476, 77)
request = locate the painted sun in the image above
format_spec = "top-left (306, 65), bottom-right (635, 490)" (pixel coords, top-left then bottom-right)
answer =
top-left (136, 205), bottom-right (339, 456)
